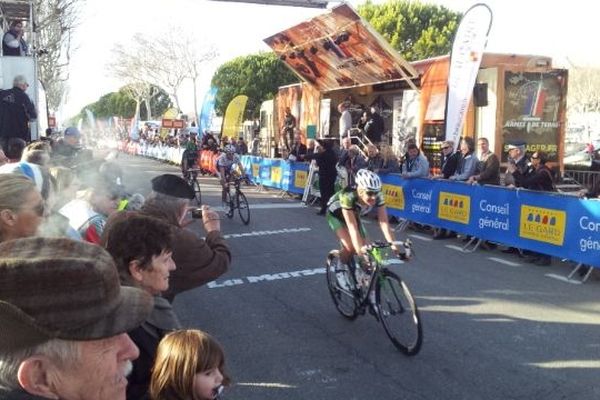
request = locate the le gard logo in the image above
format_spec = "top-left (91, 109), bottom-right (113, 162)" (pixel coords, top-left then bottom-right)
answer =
top-left (270, 166), bottom-right (282, 183)
top-left (519, 205), bottom-right (566, 246)
top-left (438, 192), bottom-right (470, 224)
top-left (251, 164), bottom-right (260, 177)
top-left (382, 184), bottom-right (404, 210)
top-left (295, 170), bottom-right (308, 188)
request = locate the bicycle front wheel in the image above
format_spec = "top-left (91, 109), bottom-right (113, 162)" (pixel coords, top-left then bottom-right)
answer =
top-left (192, 179), bottom-right (202, 205)
top-left (225, 191), bottom-right (234, 219)
top-left (326, 250), bottom-right (358, 320)
top-left (236, 191), bottom-right (250, 225)
top-left (376, 270), bottom-right (423, 355)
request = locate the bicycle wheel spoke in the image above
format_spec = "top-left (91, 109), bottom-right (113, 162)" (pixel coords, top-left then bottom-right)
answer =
top-left (376, 270), bottom-right (422, 355)
top-left (325, 252), bottom-right (358, 320)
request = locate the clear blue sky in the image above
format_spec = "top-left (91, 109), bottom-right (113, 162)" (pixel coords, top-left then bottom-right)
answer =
top-left (62, 0), bottom-right (597, 121)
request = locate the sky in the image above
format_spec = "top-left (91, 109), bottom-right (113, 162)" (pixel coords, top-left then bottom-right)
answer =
top-left (61, 0), bottom-right (599, 121)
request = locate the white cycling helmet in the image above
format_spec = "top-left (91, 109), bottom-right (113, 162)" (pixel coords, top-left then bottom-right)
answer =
top-left (355, 169), bottom-right (382, 191)
top-left (224, 144), bottom-right (236, 153)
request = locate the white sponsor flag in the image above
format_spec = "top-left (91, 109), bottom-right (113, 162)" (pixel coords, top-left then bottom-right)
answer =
top-left (444, 3), bottom-right (493, 149)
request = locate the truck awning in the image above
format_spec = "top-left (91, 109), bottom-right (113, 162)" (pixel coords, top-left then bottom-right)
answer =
top-left (263, 3), bottom-right (419, 92)
top-left (0, 0), bottom-right (32, 23)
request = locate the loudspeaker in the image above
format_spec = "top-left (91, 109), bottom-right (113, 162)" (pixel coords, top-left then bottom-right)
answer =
top-left (473, 83), bottom-right (488, 107)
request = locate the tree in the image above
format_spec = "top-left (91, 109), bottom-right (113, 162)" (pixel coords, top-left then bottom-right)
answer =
top-left (568, 67), bottom-right (600, 114)
top-left (211, 52), bottom-right (299, 117)
top-left (35, 0), bottom-right (83, 111)
top-left (357, 0), bottom-right (461, 61)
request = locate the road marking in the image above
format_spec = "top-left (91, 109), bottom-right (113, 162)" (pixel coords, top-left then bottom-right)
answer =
top-left (214, 203), bottom-right (305, 213)
top-left (487, 257), bottom-right (522, 267)
top-left (445, 244), bottom-right (465, 252)
top-left (223, 227), bottom-right (311, 239)
top-left (544, 273), bottom-right (583, 285)
top-left (237, 382), bottom-right (298, 388)
top-left (207, 267), bottom-right (326, 289)
top-left (409, 234), bottom-right (433, 242)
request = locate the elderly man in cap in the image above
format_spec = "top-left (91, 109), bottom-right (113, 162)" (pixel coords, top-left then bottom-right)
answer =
top-left (102, 174), bottom-right (230, 302)
top-left (504, 140), bottom-right (533, 186)
top-left (0, 237), bottom-right (153, 400)
top-left (0, 75), bottom-right (37, 149)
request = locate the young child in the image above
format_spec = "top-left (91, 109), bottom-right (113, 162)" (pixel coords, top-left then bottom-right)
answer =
top-left (150, 329), bottom-right (230, 400)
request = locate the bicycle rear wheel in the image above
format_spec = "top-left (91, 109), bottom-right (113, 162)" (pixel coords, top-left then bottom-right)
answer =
top-left (236, 191), bottom-right (250, 225)
top-left (376, 270), bottom-right (422, 355)
top-left (326, 250), bottom-right (358, 320)
top-left (192, 179), bottom-right (202, 205)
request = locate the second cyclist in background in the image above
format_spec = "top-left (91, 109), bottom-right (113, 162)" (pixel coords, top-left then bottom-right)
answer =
top-left (181, 130), bottom-right (200, 179)
top-left (216, 144), bottom-right (245, 203)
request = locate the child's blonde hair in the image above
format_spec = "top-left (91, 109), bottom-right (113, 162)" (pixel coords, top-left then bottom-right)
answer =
top-left (150, 329), bottom-right (230, 400)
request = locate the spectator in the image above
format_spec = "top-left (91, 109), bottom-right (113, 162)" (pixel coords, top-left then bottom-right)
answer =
top-left (102, 174), bottom-right (231, 302)
top-left (375, 144), bottom-right (400, 174)
top-left (366, 144), bottom-right (383, 171)
top-left (60, 181), bottom-right (120, 244)
top-left (201, 131), bottom-right (218, 150)
top-left (282, 107), bottom-right (296, 151)
top-left (181, 131), bottom-right (200, 179)
top-left (3, 137), bottom-right (26, 162)
top-left (0, 237), bottom-right (153, 400)
top-left (305, 139), bottom-right (338, 215)
top-left (590, 150), bottom-right (600, 172)
top-left (516, 151), bottom-right (555, 266)
top-left (306, 138), bottom-right (316, 158)
top-left (340, 144), bottom-right (367, 187)
top-left (237, 136), bottom-right (248, 155)
top-left (434, 141), bottom-right (458, 179)
top-left (401, 143), bottom-right (430, 179)
top-left (0, 75), bottom-right (37, 146)
top-left (289, 132), bottom-right (307, 161)
top-left (0, 159), bottom-right (51, 201)
top-left (449, 137), bottom-right (478, 181)
top-left (504, 140), bottom-right (533, 186)
top-left (150, 330), bottom-right (230, 400)
top-left (0, 173), bottom-right (44, 243)
top-left (105, 215), bottom-right (180, 400)
top-left (2, 20), bottom-right (28, 56)
top-left (250, 131), bottom-right (261, 156)
top-left (369, 106), bottom-right (385, 145)
top-left (468, 137), bottom-right (500, 185)
top-left (52, 126), bottom-right (82, 166)
top-left (338, 102), bottom-right (352, 142)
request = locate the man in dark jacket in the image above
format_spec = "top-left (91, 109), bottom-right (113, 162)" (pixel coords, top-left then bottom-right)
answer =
top-left (102, 174), bottom-right (231, 301)
top-left (0, 75), bottom-right (37, 148)
top-left (468, 137), bottom-right (500, 185)
top-left (436, 140), bottom-right (460, 179)
top-left (289, 133), bottom-right (308, 161)
top-left (305, 138), bottom-right (338, 215)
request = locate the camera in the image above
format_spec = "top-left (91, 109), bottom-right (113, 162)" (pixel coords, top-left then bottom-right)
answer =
top-left (190, 207), bottom-right (203, 219)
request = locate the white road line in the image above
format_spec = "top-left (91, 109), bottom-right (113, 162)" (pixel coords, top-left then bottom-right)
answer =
top-left (445, 244), bottom-right (465, 252)
top-left (544, 273), bottom-right (583, 285)
top-left (214, 203), bottom-right (305, 213)
top-left (207, 267), bottom-right (326, 289)
top-left (223, 227), bottom-right (311, 239)
top-left (409, 234), bottom-right (433, 242)
top-left (487, 257), bottom-right (522, 267)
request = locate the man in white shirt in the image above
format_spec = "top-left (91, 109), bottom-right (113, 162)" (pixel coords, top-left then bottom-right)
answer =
top-left (338, 102), bottom-right (352, 143)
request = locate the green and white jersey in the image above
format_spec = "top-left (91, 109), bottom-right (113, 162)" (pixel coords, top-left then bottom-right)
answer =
top-left (326, 188), bottom-right (385, 221)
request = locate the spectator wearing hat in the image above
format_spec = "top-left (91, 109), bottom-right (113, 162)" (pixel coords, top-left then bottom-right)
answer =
top-left (433, 140), bottom-right (459, 179)
top-left (51, 127), bottom-right (85, 169)
top-left (0, 173), bottom-right (44, 243)
top-left (0, 75), bottom-right (37, 148)
top-left (505, 140), bottom-right (533, 186)
top-left (104, 215), bottom-right (180, 400)
top-left (102, 174), bottom-right (230, 302)
top-left (0, 237), bottom-right (153, 400)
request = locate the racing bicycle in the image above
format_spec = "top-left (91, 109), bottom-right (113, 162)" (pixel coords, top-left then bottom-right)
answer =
top-left (223, 175), bottom-right (251, 225)
top-left (326, 240), bottom-right (423, 355)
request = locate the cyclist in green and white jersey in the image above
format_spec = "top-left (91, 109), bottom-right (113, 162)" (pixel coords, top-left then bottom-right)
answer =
top-left (326, 169), bottom-right (402, 268)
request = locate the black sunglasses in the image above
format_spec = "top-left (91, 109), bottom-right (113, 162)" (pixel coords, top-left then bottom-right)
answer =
top-left (365, 190), bottom-right (379, 197)
top-left (441, 146), bottom-right (450, 150)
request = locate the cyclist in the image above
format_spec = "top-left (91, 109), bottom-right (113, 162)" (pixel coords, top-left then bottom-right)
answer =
top-left (216, 144), bottom-right (245, 203)
top-left (326, 169), bottom-right (405, 281)
top-left (181, 130), bottom-right (200, 179)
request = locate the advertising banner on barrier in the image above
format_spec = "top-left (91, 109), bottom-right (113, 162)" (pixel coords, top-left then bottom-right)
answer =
top-left (380, 175), bottom-right (600, 267)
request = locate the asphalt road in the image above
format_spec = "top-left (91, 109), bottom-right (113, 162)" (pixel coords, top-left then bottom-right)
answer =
top-left (115, 153), bottom-right (600, 400)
